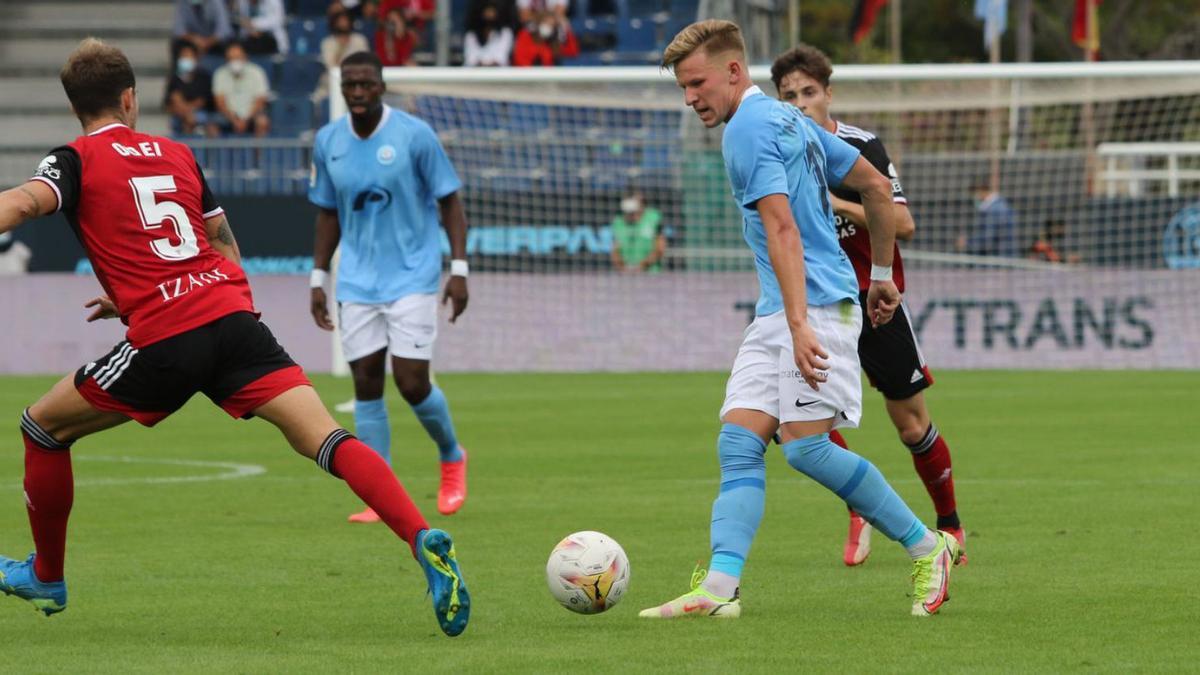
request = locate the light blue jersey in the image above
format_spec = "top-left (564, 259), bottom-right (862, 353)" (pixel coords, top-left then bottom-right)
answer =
top-left (309, 105), bottom-right (462, 304)
top-left (722, 86), bottom-right (861, 315)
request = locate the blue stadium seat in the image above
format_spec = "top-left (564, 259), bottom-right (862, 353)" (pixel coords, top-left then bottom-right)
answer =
top-left (640, 143), bottom-right (673, 171)
top-left (414, 95), bottom-right (459, 130)
top-left (277, 57), bottom-right (325, 96)
top-left (287, 18), bottom-right (328, 56)
top-left (668, 0), bottom-right (698, 17)
top-left (550, 105), bottom-right (600, 136)
top-left (624, 0), bottom-right (666, 15)
top-left (507, 102), bottom-right (552, 136)
top-left (271, 96), bottom-right (315, 137)
top-left (561, 51), bottom-right (613, 66)
top-left (457, 99), bottom-right (506, 132)
top-left (290, 0), bottom-right (330, 17)
top-left (663, 16), bottom-right (693, 45)
top-left (591, 142), bottom-right (637, 190)
top-left (617, 17), bottom-right (657, 52)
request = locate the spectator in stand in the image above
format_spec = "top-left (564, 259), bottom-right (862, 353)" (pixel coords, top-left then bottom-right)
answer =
top-left (376, 7), bottom-right (418, 67)
top-left (512, 10), bottom-right (578, 66)
top-left (610, 189), bottom-right (668, 273)
top-left (958, 175), bottom-right (1017, 257)
top-left (517, 0), bottom-right (567, 27)
top-left (378, 0), bottom-right (436, 33)
top-left (464, 2), bottom-right (513, 67)
top-left (213, 42), bottom-right (272, 137)
top-left (1028, 218), bottom-right (1081, 264)
top-left (164, 42), bottom-right (219, 137)
top-left (317, 9), bottom-right (371, 98)
top-left (229, 0), bottom-right (289, 55)
top-left (172, 0), bottom-right (233, 57)
top-left (0, 232), bottom-right (32, 276)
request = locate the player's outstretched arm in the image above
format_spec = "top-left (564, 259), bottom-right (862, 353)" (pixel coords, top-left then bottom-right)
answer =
top-left (839, 157), bottom-right (900, 327)
top-left (438, 192), bottom-right (469, 323)
top-left (758, 193), bottom-right (828, 391)
top-left (310, 207), bottom-right (341, 331)
top-left (204, 213), bottom-right (241, 266)
top-left (0, 180), bottom-right (57, 233)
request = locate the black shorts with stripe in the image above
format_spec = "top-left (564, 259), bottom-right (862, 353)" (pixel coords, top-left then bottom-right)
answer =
top-left (74, 311), bottom-right (308, 426)
top-left (856, 290), bottom-right (934, 401)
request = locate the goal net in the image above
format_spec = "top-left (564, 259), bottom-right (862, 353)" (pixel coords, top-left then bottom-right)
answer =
top-left (337, 62), bottom-right (1200, 371)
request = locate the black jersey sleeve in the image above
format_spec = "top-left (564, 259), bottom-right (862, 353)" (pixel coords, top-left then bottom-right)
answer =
top-left (193, 159), bottom-right (223, 217)
top-left (860, 137), bottom-right (906, 203)
top-left (29, 146), bottom-right (82, 213)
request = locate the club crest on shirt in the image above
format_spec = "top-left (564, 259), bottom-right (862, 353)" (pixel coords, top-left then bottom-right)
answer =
top-left (376, 144), bottom-right (396, 166)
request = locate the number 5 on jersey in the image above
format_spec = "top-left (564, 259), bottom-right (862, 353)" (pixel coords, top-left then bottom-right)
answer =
top-left (129, 175), bottom-right (199, 261)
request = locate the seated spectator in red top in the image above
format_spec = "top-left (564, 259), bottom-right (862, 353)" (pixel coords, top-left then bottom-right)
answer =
top-left (377, 0), bottom-right (435, 32)
top-left (512, 11), bottom-right (578, 66)
top-left (376, 8), bottom-right (418, 66)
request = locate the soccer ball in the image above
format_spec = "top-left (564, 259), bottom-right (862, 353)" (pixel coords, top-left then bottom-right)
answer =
top-left (545, 531), bottom-right (630, 614)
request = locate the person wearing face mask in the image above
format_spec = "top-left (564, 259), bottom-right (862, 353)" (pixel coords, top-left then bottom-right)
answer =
top-left (212, 41), bottom-right (272, 137)
top-left (375, 8), bottom-right (418, 67)
top-left (463, 1), bottom-right (513, 67)
top-left (512, 10), bottom-right (578, 66)
top-left (610, 190), bottom-right (667, 273)
top-left (164, 41), bottom-right (218, 137)
top-left (317, 9), bottom-right (370, 99)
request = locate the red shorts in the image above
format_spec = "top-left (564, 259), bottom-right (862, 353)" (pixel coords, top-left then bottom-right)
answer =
top-left (75, 311), bottom-right (311, 426)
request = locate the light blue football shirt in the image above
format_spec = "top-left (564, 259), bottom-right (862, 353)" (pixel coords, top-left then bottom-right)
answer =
top-left (722, 86), bottom-right (861, 315)
top-left (309, 105), bottom-right (463, 304)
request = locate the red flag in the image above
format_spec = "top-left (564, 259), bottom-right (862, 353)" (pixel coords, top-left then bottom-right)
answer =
top-left (1072, 0), bottom-right (1100, 53)
top-left (849, 0), bottom-right (889, 44)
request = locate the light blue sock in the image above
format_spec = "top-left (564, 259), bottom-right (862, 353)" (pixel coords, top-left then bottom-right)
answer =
top-left (353, 398), bottom-right (391, 466)
top-left (709, 423), bottom-right (767, 581)
top-left (781, 433), bottom-right (929, 546)
top-left (411, 386), bottom-right (462, 463)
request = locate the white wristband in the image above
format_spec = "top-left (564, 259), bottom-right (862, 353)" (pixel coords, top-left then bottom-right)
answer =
top-left (310, 268), bottom-right (329, 289)
top-left (869, 265), bottom-right (893, 282)
top-left (450, 259), bottom-right (469, 278)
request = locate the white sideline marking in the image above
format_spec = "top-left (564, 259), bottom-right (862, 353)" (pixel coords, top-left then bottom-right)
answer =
top-left (0, 456), bottom-right (266, 488)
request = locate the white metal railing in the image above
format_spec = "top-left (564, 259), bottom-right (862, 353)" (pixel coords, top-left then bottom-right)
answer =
top-left (1097, 142), bottom-right (1200, 198)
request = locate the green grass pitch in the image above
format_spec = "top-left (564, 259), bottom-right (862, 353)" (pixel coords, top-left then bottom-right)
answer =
top-left (0, 371), bottom-right (1196, 672)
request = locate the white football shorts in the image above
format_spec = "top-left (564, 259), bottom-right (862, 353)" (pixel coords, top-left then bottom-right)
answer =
top-left (338, 293), bottom-right (438, 362)
top-left (719, 300), bottom-right (863, 429)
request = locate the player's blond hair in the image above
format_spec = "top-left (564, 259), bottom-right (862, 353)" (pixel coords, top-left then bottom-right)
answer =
top-left (661, 19), bottom-right (745, 71)
top-left (60, 38), bottom-right (136, 122)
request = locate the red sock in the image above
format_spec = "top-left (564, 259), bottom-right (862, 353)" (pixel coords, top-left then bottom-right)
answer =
top-left (908, 425), bottom-right (958, 518)
top-left (23, 432), bottom-right (74, 582)
top-left (330, 437), bottom-right (429, 556)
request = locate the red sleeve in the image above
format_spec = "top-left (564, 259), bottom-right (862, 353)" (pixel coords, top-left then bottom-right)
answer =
top-left (512, 31), bottom-right (534, 67)
top-left (558, 29), bottom-right (579, 59)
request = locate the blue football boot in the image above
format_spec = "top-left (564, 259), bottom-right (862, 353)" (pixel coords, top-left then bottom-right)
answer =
top-left (0, 554), bottom-right (67, 616)
top-left (415, 529), bottom-right (470, 637)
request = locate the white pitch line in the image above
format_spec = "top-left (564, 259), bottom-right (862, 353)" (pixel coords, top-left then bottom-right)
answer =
top-left (1, 455), bottom-right (266, 489)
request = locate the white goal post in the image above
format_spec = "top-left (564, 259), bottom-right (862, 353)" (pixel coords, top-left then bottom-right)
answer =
top-left (323, 61), bottom-right (1200, 372)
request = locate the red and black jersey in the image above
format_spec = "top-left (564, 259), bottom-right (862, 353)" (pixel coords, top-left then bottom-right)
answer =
top-left (29, 123), bottom-right (255, 347)
top-left (828, 120), bottom-right (909, 293)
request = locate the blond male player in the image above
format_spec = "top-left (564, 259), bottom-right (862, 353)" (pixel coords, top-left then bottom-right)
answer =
top-left (640, 20), bottom-right (961, 619)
